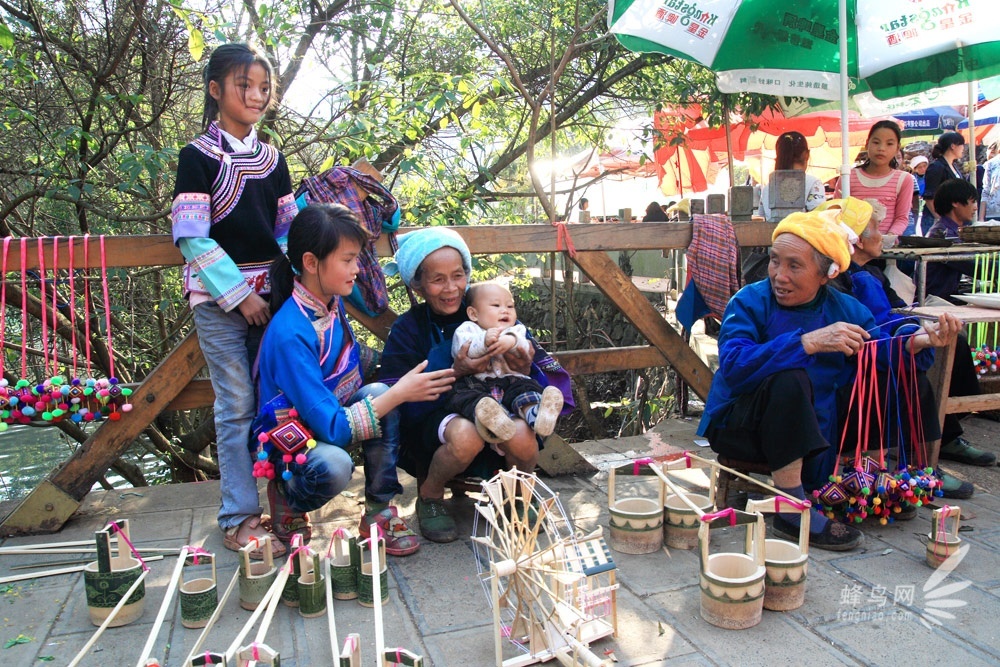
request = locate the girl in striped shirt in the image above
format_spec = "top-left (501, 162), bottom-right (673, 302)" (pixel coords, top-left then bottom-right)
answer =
top-left (836, 121), bottom-right (914, 237)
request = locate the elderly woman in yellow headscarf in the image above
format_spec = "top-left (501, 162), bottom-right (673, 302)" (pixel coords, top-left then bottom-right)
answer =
top-left (697, 203), bottom-right (961, 552)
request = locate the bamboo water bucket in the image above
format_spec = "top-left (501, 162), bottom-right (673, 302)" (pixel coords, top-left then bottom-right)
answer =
top-left (328, 529), bottom-right (359, 600)
top-left (927, 505), bottom-right (962, 569)
top-left (608, 460), bottom-right (665, 554)
top-left (297, 549), bottom-right (326, 618)
top-left (83, 520), bottom-right (145, 627)
top-left (238, 537), bottom-right (278, 611)
top-left (180, 551), bottom-right (218, 629)
top-left (358, 535), bottom-right (388, 608)
top-left (280, 548), bottom-right (302, 608)
top-left (664, 491), bottom-right (714, 550)
top-left (698, 509), bottom-right (766, 630)
top-left (745, 497), bottom-right (810, 611)
top-left (651, 455), bottom-right (715, 550)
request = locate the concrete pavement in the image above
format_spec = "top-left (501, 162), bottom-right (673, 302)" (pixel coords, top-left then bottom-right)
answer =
top-left (0, 415), bottom-right (998, 666)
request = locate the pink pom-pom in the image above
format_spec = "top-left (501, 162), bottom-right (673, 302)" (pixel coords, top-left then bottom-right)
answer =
top-left (258, 433), bottom-right (269, 443)
top-left (282, 454), bottom-right (293, 463)
top-left (266, 469), bottom-right (276, 480)
top-left (295, 453), bottom-right (307, 465)
top-left (121, 404), bottom-right (132, 413)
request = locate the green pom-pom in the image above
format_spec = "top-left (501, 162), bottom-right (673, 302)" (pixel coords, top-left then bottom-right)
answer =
top-left (0, 423), bottom-right (7, 432)
top-left (83, 388), bottom-right (93, 396)
top-left (121, 388), bottom-right (132, 397)
top-left (861, 487), bottom-right (870, 496)
top-left (924, 467), bottom-right (934, 475)
top-left (15, 379), bottom-right (29, 389)
top-left (51, 376), bottom-right (64, 385)
top-left (829, 475), bottom-right (836, 482)
top-left (41, 412), bottom-right (52, 421)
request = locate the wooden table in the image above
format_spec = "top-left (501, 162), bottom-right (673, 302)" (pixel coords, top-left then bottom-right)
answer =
top-left (906, 304), bottom-right (1000, 467)
top-left (882, 243), bottom-right (1000, 305)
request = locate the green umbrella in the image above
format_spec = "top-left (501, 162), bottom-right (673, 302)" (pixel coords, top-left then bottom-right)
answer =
top-left (608, 0), bottom-right (1000, 193)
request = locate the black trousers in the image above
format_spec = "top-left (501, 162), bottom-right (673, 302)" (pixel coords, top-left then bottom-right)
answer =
top-left (706, 370), bottom-right (829, 473)
top-left (446, 374), bottom-right (544, 424)
top-left (707, 367), bottom-right (942, 491)
top-left (942, 335), bottom-right (980, 444)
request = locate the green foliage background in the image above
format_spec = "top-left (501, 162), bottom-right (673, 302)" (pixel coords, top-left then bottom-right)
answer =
top-left (0, 0), bottom-right (772, 486)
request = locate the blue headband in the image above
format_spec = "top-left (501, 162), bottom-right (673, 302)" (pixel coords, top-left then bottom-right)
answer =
top-left (384, 228), bottom-right (472, 287)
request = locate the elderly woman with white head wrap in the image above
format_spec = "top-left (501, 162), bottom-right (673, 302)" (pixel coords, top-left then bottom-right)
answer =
top-left (379, 228), bottom-right (571, 543)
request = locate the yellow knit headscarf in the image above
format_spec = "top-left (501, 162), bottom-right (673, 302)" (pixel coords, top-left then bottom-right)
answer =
top-left (772, 211), bottom-right (852, 275)
top-left (815, 197), bottom-right (874, 237)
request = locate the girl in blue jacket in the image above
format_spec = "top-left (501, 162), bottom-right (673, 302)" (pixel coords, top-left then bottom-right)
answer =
top-left (253, 204), bottom-right (454, 555)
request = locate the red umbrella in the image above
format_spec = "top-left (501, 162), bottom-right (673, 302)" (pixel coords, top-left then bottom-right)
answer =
top-left (653, 106), bottom-right (711, 195)
top-left (658, 107), bottom-right (896, 189)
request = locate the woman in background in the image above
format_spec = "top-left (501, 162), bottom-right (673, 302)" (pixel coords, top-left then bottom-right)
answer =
top-left (757, 131), bottom-right (826, 222)
top-left (921, 131), bottom-right (967, 232)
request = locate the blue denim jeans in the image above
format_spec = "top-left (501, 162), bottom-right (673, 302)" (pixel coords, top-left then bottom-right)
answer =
top-left (281, 383), bottom-right (403, 512)
top-left (192, 302), bottom-right (265, 530)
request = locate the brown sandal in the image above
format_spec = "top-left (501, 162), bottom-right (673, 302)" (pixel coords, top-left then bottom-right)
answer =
top-left (223, 515), bottom-right (287, 560)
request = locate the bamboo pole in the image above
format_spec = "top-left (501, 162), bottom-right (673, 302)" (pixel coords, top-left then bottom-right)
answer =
top-left (0, 555), bottom-right (164, 584)
top-left (224, 564), bottom-right (289, 662)
top-left (370, 526), bottom-right (385, 667)
top-left (0, 547), bottom-right (180, 556)
top-left (324, 555), bottom-right (339, 662)
top-left (0, 538), bottom-right (177, 553)
top-left (136, 547), bottom-right (189, 667)
top-left (685, 452), bottom-right (799, 502)
top-left (649, 464), bottom-right (710, 517)
top-left (67, 569), bottom-right (149, 667)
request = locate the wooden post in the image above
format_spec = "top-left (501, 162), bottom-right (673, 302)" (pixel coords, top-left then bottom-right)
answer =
top-left (570, 251), bottom-right (712, 399)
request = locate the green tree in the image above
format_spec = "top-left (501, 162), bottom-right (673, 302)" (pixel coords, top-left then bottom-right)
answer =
top-left (0, 0), bottom-right (774, 487)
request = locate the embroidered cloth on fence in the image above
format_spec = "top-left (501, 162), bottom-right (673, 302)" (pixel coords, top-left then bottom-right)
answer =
top-left (295, 166), bottom-right (400, 316)
top-left (676, 214), bottom-right (740, 329)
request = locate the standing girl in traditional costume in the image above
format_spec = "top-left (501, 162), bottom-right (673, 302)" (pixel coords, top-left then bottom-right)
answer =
top-left (171, 43), bottom-right (297, 558)
top-left (253, 204), bottom-right (454, 555)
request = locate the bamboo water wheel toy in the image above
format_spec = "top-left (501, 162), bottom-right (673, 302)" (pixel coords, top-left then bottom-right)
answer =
top-left (471, 469), bottom-right (614, 667)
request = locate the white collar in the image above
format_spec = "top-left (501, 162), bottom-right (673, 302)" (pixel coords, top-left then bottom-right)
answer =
top-left (218, 126), bottom-right (257, 153)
